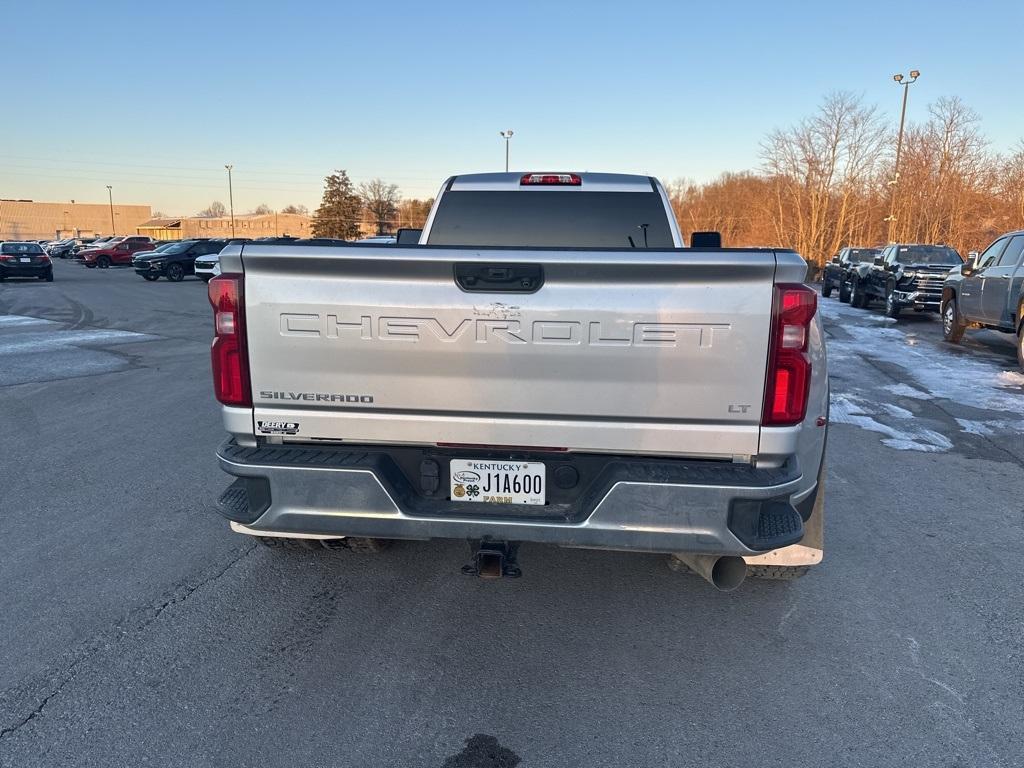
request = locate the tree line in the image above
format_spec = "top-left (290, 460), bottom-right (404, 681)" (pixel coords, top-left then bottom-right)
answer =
top-left (668, 91), bottom-right (1024, 267)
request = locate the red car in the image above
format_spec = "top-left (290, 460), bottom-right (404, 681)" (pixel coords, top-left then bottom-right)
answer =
top-left (80, 236), bottom-right (156, 268)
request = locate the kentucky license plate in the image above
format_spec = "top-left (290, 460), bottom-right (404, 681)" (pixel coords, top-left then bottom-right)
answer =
top-left (450, 459), bottom-right (546, 505)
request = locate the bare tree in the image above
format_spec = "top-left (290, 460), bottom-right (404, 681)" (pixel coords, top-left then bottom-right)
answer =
top-left (197, 201), bottom-right (227, 218)
top-left (761, 92), bottom-right (887, 268)
top-left (281, 204), bottom-right (309, 215)
top-left (358, 179), bottom-right (401, 234)
top-left (251, 203), bottom-right (273, 215)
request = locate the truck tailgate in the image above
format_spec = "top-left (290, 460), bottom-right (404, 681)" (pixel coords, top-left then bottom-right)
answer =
top-left (241, 245), bottom-right (779, 459)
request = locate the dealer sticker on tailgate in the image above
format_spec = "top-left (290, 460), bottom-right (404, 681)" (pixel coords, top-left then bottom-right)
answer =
top-left (450, 459), bottom-right (546, 506)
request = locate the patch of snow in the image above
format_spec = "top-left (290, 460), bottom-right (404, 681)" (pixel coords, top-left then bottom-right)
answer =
top-left (829, 393), bottom-right (952, 453)
top-left (882, 403), bottom-right (914, 419)
top-left (0, 314), bottom-right (58, 328)
top-left (955, 419), bottom-right (994, 436)
top-left (883, 383), bottom-right (930, 400)
top-left (996, 371), bottom-right (1024, 387)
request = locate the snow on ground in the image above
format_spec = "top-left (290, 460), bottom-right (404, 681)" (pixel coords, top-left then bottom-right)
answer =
top-left (830, 393), bottom-right (953, 453)
top-left (822, 299), bottom-right (1024, 448)
top-left (822, 301), bottom-right (1024, 415)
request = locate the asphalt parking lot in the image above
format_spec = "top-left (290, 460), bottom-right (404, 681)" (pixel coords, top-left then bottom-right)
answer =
top-left (1, 260), bottom-right (1023, 767)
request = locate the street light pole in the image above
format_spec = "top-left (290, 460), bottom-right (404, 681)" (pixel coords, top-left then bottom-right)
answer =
top-left (106, 185), bottom-right (115, 235)
top-left (886, 70), bottom-right (920, 242)
top-left (500, 130), bottom-right (514, 172)
top-left (225, 164), bottom-right (235, 237)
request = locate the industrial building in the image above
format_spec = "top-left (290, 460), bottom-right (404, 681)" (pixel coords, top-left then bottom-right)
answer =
top-left (0, 199), bottom-right (152, 241)
top-left (136, 212), bottom-right (312, 241)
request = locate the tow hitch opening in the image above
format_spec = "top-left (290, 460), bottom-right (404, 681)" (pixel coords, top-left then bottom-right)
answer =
top-left (462, 540), bottom-right (522, 579)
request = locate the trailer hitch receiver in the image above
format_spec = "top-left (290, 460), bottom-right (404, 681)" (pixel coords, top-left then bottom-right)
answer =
top-left (462, 540), bottom-right (522, 579)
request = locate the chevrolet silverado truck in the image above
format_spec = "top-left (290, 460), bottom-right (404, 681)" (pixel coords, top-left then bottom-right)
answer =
top-left (942, 230), bottom-right (1024, 369)
top-left (208, 172), bottom-right (828, 590)
top-left (849, 243), bottom-right (962, 317)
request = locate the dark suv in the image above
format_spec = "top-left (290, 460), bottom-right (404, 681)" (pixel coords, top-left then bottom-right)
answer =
top-left (133, 239), bottom-right (226, 282)
top-left (942, 231), bottom-right (1024, 369)
top-left (821, 247), bottom-right (880, 302)
top-left (850, 244), bottom-right (962, 317)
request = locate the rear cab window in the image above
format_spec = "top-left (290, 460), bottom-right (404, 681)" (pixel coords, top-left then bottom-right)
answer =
top-left (425, 175), bottom-right (676, 248)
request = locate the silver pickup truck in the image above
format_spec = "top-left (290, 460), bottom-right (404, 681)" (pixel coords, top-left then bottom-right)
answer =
top-left (208, 172), bottom-right (828, 589)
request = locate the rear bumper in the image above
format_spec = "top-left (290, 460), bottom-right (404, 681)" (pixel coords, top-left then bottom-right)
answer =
top-left (0, 263), bottom-right (51, 277)
top-left (214, 439), bottom-right (813, 556)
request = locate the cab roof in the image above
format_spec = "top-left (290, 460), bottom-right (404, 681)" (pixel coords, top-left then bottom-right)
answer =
top-left (449, 172), bottom-right (658, 193)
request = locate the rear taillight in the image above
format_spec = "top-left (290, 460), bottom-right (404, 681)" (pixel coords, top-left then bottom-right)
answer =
top-left (208, 274), bottom-right (251, 407)
top-left (763, 284), bottom-right (816, 426)
top-left (520, 173), bottom-right (581, 186)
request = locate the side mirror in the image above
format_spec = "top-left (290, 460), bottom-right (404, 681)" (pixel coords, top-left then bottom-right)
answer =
top-left (873, 256), bottom-right (884, 266)
top-left (961, 254), bottom-right (977, 276)
top-left (396, 228), bottom-right (422, 245)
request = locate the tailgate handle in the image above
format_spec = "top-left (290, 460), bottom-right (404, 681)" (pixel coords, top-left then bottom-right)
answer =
top-left (455, 263), bottom-right (544, 293)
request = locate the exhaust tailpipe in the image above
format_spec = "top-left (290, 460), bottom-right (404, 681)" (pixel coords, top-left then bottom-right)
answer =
top-left (670, 553), bottom-right (747, 591)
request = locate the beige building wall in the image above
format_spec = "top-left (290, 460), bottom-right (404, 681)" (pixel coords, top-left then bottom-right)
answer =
top-left (177, 213), bottom-right (312, 240)
top-left (0, 200), bottom-right (152, 240)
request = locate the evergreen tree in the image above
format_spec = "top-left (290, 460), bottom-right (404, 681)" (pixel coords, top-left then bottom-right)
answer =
top-left (312, 170), bottom-right (362, 239)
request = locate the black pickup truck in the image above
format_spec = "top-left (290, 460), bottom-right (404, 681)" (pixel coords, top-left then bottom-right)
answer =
top-left (821, 247), bottom-right (880, 302)
top-left (850, 243), bottom-right (962, 318)
top-left (942, 230), bottom-right (1024, 369)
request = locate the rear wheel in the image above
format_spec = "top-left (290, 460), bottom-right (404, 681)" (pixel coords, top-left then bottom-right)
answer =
top-left (142, 274), bottom-right (159, 282)
top-left (42, 271), bottom-right (54, 282)
top-left (747, 565), bottom-right (811, 581)
top-left (96, 255), bottom-right (111, 269)
top-left (1017, 318), bottom-right (1024, 372)
top-left (942, 297), bottom-right (966, 343)
top-left (884, 283), bottom-right (901, 318)
top-left (821, 279), bottom-right (833, 298)
top-left (165, 263), bottom-right (185, 282)
top-left (329, 537), bottom-right (392, 553)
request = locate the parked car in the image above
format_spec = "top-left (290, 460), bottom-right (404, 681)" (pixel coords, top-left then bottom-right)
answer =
top-left (206, 171), bottom-right (828, 588)
top-left (192, 239), bottom-right (252, 282)
top-left (73, 236), bottom-right (122, 258)
top-left (0, 241), bottom-right (54, 282)
top-left (46, 238), bottom-right (80, 259)
top-left (821, 247), bottom-right (880, 302)
top-left (80, 237), bottom-right (156, 268)
top-left (849, 243), bottom-right (962, 317)
top-left (941, 231), bottom-right (1024, 368)
top-left (133, 239), bottom-right (224, 281)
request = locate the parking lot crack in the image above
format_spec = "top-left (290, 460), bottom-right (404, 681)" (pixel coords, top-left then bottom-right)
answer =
top-left (0, 543), bottom-right (257, 743)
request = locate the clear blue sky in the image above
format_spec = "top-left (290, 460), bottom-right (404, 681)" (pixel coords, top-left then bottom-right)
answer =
top-left (3, 0), bottom-right (1022, 215)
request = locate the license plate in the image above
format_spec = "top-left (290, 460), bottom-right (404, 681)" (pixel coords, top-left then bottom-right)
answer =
top-left (19, 257), bottom-right (30, 263)
top-left (450, 459), bottom-right (546, 505)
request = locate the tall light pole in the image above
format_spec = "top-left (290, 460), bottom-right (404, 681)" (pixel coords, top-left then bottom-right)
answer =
top-left (885, 70), bottom-right (920, 242)
top-left (500, 130), bottom-right (514, 172)
top-left (106, 185), bottom-right (115, 235)
top-left (224, 164), bottom-right (236, 237)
